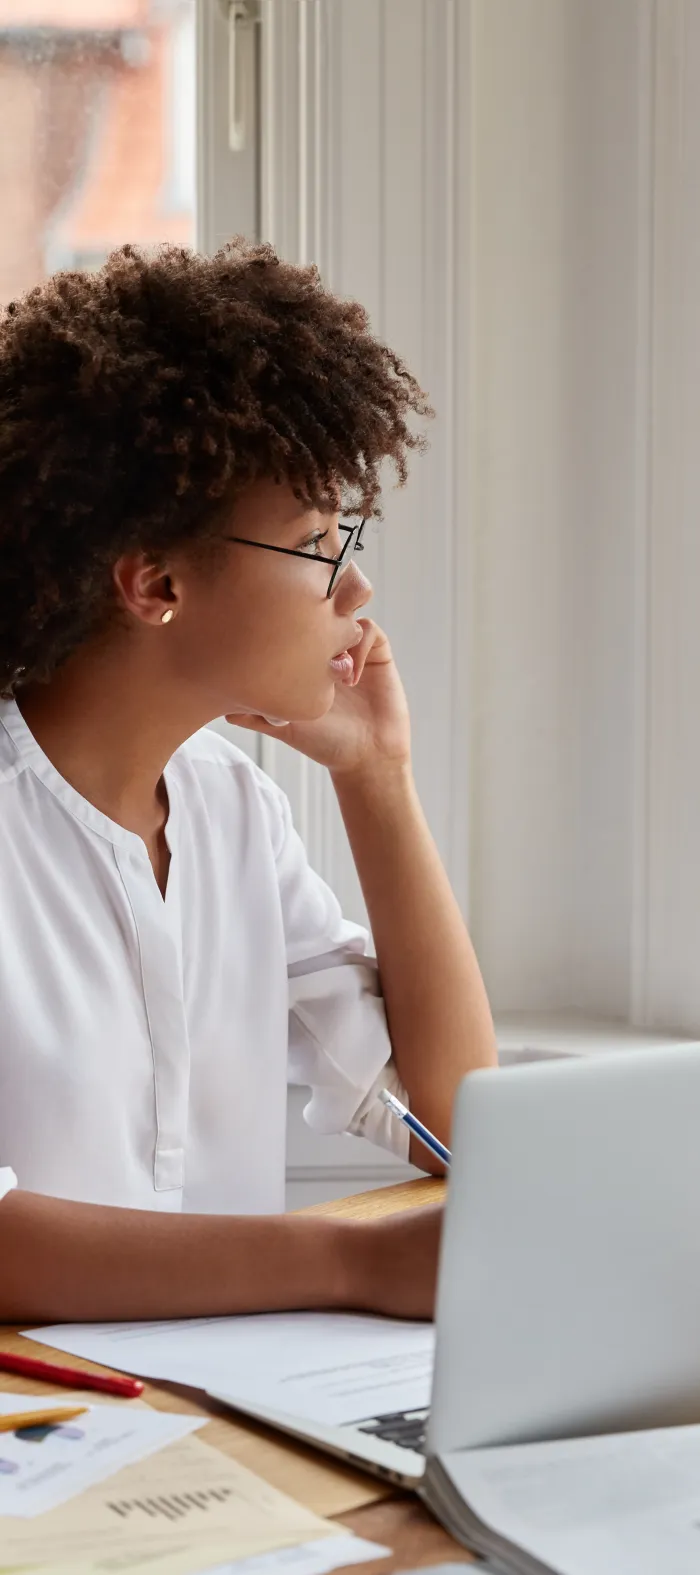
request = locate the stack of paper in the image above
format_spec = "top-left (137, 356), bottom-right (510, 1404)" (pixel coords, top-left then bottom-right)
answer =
top-left (423, 1422), bottom-right (700, 1574)
top-left (0, 1422), bottom-right (378, 1575)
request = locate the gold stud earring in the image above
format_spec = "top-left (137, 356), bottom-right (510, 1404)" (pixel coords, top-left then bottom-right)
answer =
top-left (161, 608), bottom-right (175, 624)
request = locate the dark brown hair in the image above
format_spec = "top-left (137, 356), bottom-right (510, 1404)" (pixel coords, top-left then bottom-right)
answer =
top-left (0, 238), bottom-right (431, 695)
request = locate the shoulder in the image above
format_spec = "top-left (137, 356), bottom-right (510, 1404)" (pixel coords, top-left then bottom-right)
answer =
top-left (172, 725), bottom-right (289, 843)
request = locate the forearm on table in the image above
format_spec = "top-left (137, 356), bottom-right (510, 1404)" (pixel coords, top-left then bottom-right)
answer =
top-left (333, 760), bottom-right (497, 1165)
top-left (0, 1189), bottom-right (363, 1325)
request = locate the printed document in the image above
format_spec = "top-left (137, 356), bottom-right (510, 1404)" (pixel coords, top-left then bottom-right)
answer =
top-left (0, 1391), bottom-right (202, 1517)
top-left (26, 1312), bottom-right (435, 1426)
top-left (0, 1432), bottom-right (340, 1574)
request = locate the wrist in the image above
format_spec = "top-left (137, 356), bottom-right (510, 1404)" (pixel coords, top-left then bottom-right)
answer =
top-left (331, 1219), bottom-right (400, 1314)
top-left (283, 1217), bottom-right (360, 1310)
top-left (330, 1220), bottom-right (375, 1312)
top-left (330, 754), bottom-right (414, 803)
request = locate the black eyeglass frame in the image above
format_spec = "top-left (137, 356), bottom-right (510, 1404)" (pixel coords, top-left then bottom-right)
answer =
top-left (224, 519), bottom-right (367, 599)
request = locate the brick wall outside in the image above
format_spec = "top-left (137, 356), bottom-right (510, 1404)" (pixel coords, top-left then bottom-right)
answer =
top-left (0, 8), bottom-right (194, 305)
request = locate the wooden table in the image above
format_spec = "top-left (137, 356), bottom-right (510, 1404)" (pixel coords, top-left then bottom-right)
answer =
top-left (0, 1177), bottom-right (471, 1573)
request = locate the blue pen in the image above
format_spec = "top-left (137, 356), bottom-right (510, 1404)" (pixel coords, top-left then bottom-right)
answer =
top-left (378, 1088), bottom-right (451, 1168)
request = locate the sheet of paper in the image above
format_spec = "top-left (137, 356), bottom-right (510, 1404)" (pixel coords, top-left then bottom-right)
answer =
top-left (0, 1390), bottom-right (203, 1519)
top-left (26, 1313), bottom-right (435, 1427)
top-left (389, 1568), bottom-right (494, 1575)
top-left (193, 1532), bottom-right (390, 1575)
top-left (443, 1421), bottom-right (700, 1575)
top-left (0, 1431), bottom-right (341, 1575)
top-left (389, 1567), bottom-right (496, 1574)
top-left (10, 1532), bottom-right (389, 1575)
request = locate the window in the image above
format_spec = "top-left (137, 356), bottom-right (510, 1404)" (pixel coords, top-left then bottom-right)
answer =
top-left (167, 0), bottom-right (196, 213)
top-left (0, 0), bottom-right (196, 302)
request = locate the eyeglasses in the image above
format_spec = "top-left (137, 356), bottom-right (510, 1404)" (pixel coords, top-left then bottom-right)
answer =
top-left (225, 518), bottom-right (366, 599)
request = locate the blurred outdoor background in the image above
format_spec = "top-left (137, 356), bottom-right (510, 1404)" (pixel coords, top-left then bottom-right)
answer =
top-left (0, 0), bottom-right (195, 303)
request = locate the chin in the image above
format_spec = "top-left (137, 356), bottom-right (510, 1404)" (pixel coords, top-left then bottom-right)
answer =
top-left (294, 698), bottom-right (335, 723)
top-left (285, 681), bottom-right (336, 723)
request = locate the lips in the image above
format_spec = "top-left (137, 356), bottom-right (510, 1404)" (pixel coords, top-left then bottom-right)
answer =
top-left (329, 626), bottom-right (362, 682)
top-left (329, 651), bottom-right (355, 679)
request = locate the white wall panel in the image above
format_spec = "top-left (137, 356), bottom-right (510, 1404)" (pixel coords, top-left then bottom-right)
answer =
top-left (467, 0), bottom-right (664, 1021)
top-left (645, 0), bottom-right (700, 1028)
top-left (468, 0), bottom-right (581, 1010)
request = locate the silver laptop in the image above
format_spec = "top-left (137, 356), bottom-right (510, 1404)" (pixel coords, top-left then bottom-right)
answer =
top-left (208, 1042), bottom-right (700, 1486)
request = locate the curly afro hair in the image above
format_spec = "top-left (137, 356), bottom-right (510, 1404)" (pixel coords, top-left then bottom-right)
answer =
top-left (0, 238), bottom-right (431, 696)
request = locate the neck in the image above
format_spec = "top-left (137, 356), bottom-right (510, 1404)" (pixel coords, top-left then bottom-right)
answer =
top-left (15, 639), bottom-right (211, 840)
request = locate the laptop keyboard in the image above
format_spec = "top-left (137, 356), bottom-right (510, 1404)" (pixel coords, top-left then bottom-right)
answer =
top-left (354, 1408), bottom-right (429, 1454)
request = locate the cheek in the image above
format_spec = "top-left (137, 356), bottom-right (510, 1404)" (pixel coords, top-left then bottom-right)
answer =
top-left (231, 593), bottom-right (337, 716)
top-left (188, 575), bottom-right (330, 681)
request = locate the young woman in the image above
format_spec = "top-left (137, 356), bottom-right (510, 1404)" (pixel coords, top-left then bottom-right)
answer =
top-left (0, 240), bottom-right (496, 1324)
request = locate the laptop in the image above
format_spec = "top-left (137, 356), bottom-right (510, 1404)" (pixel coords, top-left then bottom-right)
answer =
top-left (208, 1041), bottom-right (700, 1486)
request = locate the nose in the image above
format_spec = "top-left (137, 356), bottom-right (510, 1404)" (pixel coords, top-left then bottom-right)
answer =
top-left (335, 556), bottom-right (373, 612)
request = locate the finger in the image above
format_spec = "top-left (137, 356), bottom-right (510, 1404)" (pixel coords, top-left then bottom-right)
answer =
top-left (350, 619), bottom-right (392, 685)
top-left (345, 619), bottom-right (374, 685)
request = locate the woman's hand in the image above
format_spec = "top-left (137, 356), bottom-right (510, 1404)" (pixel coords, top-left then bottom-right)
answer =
top-left (226, 619), bottom-right (411, 780)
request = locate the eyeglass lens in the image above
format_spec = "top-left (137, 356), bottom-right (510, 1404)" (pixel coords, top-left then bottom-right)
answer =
top-left (327, 519), bottom-right (365, 597)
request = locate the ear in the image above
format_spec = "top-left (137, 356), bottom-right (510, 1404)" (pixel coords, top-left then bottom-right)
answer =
top-left (112, 553), bottom-right (178, 626)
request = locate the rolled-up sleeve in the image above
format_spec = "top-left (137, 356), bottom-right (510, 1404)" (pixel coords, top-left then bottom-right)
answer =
top-left (267, 781), bottom-right (409, 1161)
top-left (0, 1167), bottom-right (17, 1204)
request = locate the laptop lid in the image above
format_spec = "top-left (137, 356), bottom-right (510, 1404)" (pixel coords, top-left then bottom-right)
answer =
top-left (429, 1042), bottom-right (700, 1456)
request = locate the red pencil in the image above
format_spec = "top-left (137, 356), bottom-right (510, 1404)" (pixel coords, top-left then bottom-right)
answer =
top-left (0, 1350), bottom-right (143, 1398)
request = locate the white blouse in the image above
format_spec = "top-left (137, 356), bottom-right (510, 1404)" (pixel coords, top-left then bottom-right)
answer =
top-left (0, 700), bottom-right (407, 1215)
